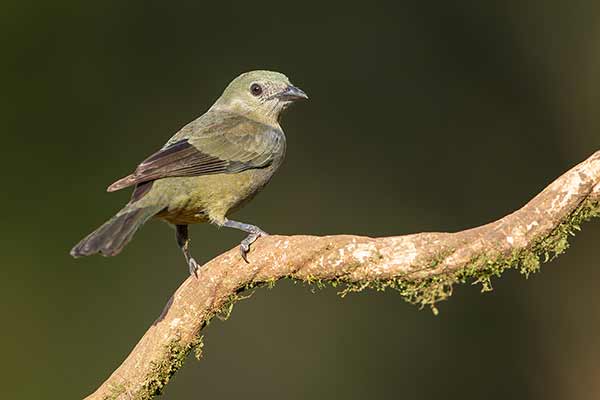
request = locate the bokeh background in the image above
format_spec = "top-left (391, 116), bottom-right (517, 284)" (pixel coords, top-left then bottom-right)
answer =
top-left (2, 1), bottom-right (600, 399)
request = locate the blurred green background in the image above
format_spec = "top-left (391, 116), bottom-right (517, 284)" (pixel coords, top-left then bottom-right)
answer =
top-left (2, 1), bottom-right (600, 399)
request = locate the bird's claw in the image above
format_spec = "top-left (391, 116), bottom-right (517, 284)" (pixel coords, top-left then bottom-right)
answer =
top-left (240, 230), bottom-right (268, 263)
top-left (188, 257), bottom-right (199, 277)
top-left (240, 242), bottom-right (250, 263)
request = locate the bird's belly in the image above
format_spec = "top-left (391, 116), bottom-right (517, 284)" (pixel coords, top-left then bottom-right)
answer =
top-left (153, 168), bottom-right (274, 225)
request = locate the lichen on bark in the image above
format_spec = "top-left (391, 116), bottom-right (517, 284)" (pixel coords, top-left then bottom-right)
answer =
top-left (85, 151), bottom-right (600, 400)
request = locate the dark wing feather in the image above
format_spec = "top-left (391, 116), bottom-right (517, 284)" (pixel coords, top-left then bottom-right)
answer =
top-left (107, 113), bottom-right (284, 192)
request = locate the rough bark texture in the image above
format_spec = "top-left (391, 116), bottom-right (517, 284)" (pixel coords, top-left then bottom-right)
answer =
top-left (85, 151), bottom-right (600, 400)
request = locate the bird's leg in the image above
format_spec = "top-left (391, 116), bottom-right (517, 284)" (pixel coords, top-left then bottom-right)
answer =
top-left (175, 224), bottom-right (199, 277)
top-left (222, 219), bottom-right (269, 263)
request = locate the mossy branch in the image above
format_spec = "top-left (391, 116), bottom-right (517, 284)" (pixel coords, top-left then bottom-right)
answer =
top-left (85, 151), bottom-right (600, 400)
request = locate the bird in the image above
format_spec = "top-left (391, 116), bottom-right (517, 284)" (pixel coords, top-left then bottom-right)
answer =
top-left (70, 70), bottom-right (308, 276)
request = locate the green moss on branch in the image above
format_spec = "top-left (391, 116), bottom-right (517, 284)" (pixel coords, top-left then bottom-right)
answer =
top-left (138, 336), bottom-right (203, 400)
top-left (338, 199), bottom-right (600, 314)
top-left (114, 198), bottom-right (600, 399)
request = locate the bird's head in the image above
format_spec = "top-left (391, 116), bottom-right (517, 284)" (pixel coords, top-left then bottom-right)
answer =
top-left (212, 70), bottom-right (308, 125)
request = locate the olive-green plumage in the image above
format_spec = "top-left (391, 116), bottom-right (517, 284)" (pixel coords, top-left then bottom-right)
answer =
top-left (71, 70), bottom-right (307, 274)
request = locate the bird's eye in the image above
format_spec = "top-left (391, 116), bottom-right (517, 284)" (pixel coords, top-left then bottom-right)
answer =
top-left (250, 83), bottom-right (263, 96)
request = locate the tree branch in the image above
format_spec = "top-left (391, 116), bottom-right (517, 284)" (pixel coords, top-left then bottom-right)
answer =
top-left (85, 151), bottom-right (600, 400)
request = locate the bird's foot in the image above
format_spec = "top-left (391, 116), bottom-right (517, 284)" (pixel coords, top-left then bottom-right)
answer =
top-left (240, 229), bottom-right (269, 263)
top-left (188, 257), bottom-right (199, 277)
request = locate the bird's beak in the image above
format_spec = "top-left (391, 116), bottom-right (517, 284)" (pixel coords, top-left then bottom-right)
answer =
top-left (276, 85), bottom-right (308, 101)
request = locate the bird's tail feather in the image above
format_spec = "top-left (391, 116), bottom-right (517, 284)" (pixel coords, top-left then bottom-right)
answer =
top-left (70, 205), bottom-right (163, 258)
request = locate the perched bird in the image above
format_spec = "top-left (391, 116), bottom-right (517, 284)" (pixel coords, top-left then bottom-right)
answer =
top-left (70, 70), bottom-right (307, 275)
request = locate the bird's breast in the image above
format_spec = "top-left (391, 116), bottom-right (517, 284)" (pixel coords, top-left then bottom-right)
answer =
top-left (154, 163), bottom-right (280, 225)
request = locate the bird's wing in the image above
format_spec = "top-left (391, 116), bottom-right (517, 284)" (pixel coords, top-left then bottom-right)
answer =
top-left (107, 113), bottom-right (285, 192)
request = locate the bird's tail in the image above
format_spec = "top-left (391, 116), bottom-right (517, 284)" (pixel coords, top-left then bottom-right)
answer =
top-left (70, 204), bottom-right (163, 258)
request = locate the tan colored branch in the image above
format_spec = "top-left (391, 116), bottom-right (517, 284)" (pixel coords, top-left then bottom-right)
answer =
top-left (85, 151), bottom-right (600, 400)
